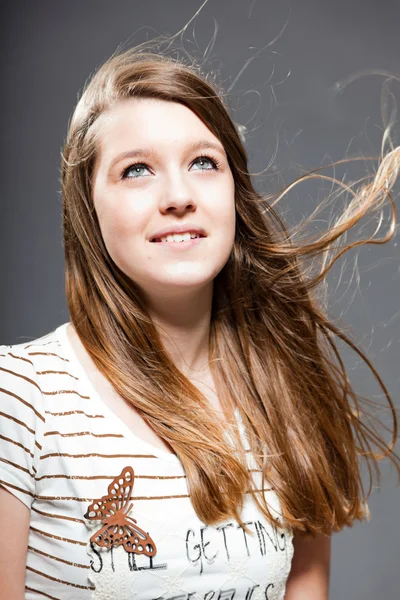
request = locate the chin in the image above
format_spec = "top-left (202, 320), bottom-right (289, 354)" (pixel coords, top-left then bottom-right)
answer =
top-left (143, 275), bottom-right (215, 294)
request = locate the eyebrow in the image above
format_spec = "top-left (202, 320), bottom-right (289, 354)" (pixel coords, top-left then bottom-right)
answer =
top-left (109, 140), bottom-right (226, 170)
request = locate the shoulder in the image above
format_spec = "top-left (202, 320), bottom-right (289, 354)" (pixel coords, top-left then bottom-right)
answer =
top-left (0, 324), bottom-right (68, 506)
top-left (0, 324), bottom-right (67, 414)
top-left (0, 337), bottom-right (46, 419)
top-left (1, 323), bottom-right (72, 394)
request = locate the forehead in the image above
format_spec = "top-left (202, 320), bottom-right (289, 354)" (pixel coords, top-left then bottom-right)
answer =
top-left (95, 98), bottom-right (220, 159)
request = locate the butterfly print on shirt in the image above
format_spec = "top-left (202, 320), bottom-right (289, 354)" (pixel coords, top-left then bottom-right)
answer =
top-left (84, 466), bottom-right (157, 557)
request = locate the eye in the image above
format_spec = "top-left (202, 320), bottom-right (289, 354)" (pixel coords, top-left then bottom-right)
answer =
top-left (121, 164), bottom-right (151, 179)
top-left (120, 154), bottom-right (221, 181)
top-left (190, 155), bottom-right (220, 171)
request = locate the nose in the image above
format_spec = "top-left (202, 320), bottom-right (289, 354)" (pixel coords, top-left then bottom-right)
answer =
top-left (158, 169), bottom-right (197, 214)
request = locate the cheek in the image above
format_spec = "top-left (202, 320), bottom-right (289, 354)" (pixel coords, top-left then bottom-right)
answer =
top-left (95, 192), bottom-right (150, 256)
top-left (213, 180), bottom-right (236, 229)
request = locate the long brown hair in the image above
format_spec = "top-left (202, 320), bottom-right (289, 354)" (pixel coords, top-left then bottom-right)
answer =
top-left (61, 39), bottom-right (400, 537)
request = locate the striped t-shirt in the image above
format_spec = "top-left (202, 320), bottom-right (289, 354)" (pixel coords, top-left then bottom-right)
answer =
top-left (0, 322), bottom-right (294, 600)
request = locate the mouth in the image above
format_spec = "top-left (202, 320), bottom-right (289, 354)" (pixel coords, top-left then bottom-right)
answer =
top-left (149, 234), bottom-right (207, 250)
top-left (150, 233), bottom-right (206, 243)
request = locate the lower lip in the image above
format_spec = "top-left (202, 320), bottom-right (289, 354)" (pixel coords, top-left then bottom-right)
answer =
top-left (149, 236), bottom-right (206, 250)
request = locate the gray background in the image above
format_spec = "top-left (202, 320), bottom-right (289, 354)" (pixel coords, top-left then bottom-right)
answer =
top-left (1, 0), bottom-right (399, 597)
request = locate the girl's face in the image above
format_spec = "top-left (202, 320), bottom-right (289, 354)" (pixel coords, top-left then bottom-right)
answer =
top-left (92, 98), bottom-right (236, 300)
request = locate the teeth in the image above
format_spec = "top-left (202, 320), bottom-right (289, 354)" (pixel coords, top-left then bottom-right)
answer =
top-left (159, 232), bottom-right (200, 243)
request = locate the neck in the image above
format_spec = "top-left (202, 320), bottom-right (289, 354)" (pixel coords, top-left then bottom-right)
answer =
top-left (142, 281), bottom-right (214, 379)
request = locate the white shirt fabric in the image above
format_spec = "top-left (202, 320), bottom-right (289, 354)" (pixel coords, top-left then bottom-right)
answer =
top-left (0, 322), bottom-right (294, 600)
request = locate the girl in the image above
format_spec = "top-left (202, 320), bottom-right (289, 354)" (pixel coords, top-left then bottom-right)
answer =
top-left (0, 41), bottom-right (399, 600)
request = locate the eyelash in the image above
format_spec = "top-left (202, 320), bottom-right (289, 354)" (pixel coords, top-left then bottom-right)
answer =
top-left (121, 155), bottom-right (221, 180)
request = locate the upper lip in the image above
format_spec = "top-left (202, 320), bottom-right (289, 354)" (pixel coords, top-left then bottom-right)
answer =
top-left (149, 224), bottom-right (207, 241)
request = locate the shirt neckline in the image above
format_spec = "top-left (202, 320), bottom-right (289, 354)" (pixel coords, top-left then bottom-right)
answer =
top-left (56, 321), bottom-right (182, 465)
